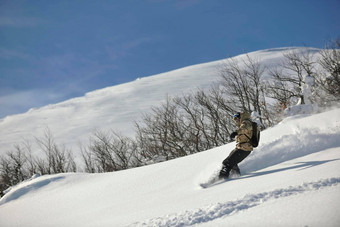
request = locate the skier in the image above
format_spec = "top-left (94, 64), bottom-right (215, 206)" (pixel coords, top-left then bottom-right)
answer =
top-left (219, 112), bottom-right (254, 179)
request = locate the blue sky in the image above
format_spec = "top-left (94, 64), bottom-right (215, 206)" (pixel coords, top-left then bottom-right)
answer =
top-left (0, 0), bottom-right (339, 118)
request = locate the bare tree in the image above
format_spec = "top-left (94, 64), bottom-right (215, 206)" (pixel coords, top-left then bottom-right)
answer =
top-left (79, 143), bottom-right (97, 173)
top-left (192, 88), bottom-right (236, 146)
top-left (135, 96), bottom-right (188, 162)
top-left (174, 93), bottom-right (207, 153)
top-left (280, 49), bottom-right (317, 105)
top-left (264, 48), bottom-right (319, 121)
top-left (266, 67), bottom-right (296, 110)
top-left (134, 87), bottom-right (239, 165)
top-left (220, 57), bottom-right (252, 111)
top-left (0, 143), bottom-right (31, 197)
top-left (88, 130), bottom-right (117, 172)
top-left (35, 128), bottom-right (77, 174)
top-left (0, 156), bottom-right (12, 197)
top-left (219, 54), bottom-right (269, 126)
top-left (315, 38), bottom-right (340, 104)
top-left (243, 55), bottom-right (267, 118)
top-left (85, 130), bottom-right (140, 172)
top-left (21, 140), bottom-right (38, 176)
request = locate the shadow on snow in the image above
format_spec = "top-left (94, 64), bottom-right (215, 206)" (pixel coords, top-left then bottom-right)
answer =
top-left (0, 175), bottom-right (65, 206)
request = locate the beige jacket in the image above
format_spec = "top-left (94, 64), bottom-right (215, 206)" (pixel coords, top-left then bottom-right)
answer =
top-left (235, 112), bottom-right (253, 151)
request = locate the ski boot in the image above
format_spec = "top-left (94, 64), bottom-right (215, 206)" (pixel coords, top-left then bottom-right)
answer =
top-left (219, 165), bottom-right (230, 179)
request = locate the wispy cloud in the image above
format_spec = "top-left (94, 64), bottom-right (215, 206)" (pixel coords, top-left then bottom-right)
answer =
top-left (122, 37), bottom-right (153, 50)
top-left (105, 37), bottom-right (155, 61)
top-left (174, 0), bottom-right (201, 10)
top-left (37, 52), bottom-right (115, 84)
top-left (147, 0), bottom-right (200, 9)
top-left (0, 50), bottom-right (116, 118)
top-left (0, 16), bottom-right (44, 27)
top-left (0, 48), bottom-right (31, 60)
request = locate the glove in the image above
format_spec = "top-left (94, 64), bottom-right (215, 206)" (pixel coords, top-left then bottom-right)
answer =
top-left (230, 131), bottom-right (238, 140)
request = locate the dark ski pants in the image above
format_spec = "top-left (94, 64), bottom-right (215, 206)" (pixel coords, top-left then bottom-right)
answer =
top-left (222, 148), bottom-right (251, 168)
top-left (220, 149), bottom-right (251, 177)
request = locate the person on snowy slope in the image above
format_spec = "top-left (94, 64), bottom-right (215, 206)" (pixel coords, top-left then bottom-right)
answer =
top-left (219, 112), bottom-right (253, 179)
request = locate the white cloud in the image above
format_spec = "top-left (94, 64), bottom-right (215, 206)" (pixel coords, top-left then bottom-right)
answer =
top-left (105, 36), bottom-right (155, 61)
top-left (0, 16), bottom-right (44, 27)
top-left (0, 48), bottom-right (31, 60)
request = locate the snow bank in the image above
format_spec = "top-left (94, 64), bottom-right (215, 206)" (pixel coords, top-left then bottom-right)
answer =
top-left (0, 108), bottom-right (339, 227)
top-left (241, 108), bottom-right (340, 173)
top-left (130, 178), bottom-right (340, 227)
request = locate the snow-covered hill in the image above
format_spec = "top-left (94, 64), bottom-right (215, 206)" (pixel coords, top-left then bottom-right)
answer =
top-left (1, 47), bottom-right (339, 226)
top-left (0, 47), bottom-right (320, 156)
top-left (0, 107), bottom-right (339, 226)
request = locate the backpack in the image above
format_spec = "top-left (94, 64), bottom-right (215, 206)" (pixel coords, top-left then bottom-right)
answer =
top-left (248, 121), bottom-right (260, 147)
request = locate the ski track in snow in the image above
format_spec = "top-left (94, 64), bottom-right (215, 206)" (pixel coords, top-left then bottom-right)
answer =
top-left (129, 178), bottom-right (340, 227)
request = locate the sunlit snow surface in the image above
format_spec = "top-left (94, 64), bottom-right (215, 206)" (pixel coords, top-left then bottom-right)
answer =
top-left (1, 48), bottom-right (339, 226)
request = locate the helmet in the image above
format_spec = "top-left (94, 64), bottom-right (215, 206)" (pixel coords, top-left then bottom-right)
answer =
top-left (233, 112), bottom-right (241, 120)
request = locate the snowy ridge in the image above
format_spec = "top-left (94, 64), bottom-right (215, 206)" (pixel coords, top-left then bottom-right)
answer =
top-left (0, 47), bottom-right (322, 154)
top-left (130, 178), bottom-right (340, 227)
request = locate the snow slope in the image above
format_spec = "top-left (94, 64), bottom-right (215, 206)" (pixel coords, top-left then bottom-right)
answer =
top-left (0, 108), bottom-right (339, 227)
top-left (0, 47), bottom-right (321, 156)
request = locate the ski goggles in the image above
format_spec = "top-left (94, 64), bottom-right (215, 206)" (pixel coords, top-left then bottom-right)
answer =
top-left (233, 112), bottom-right (241, 120)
